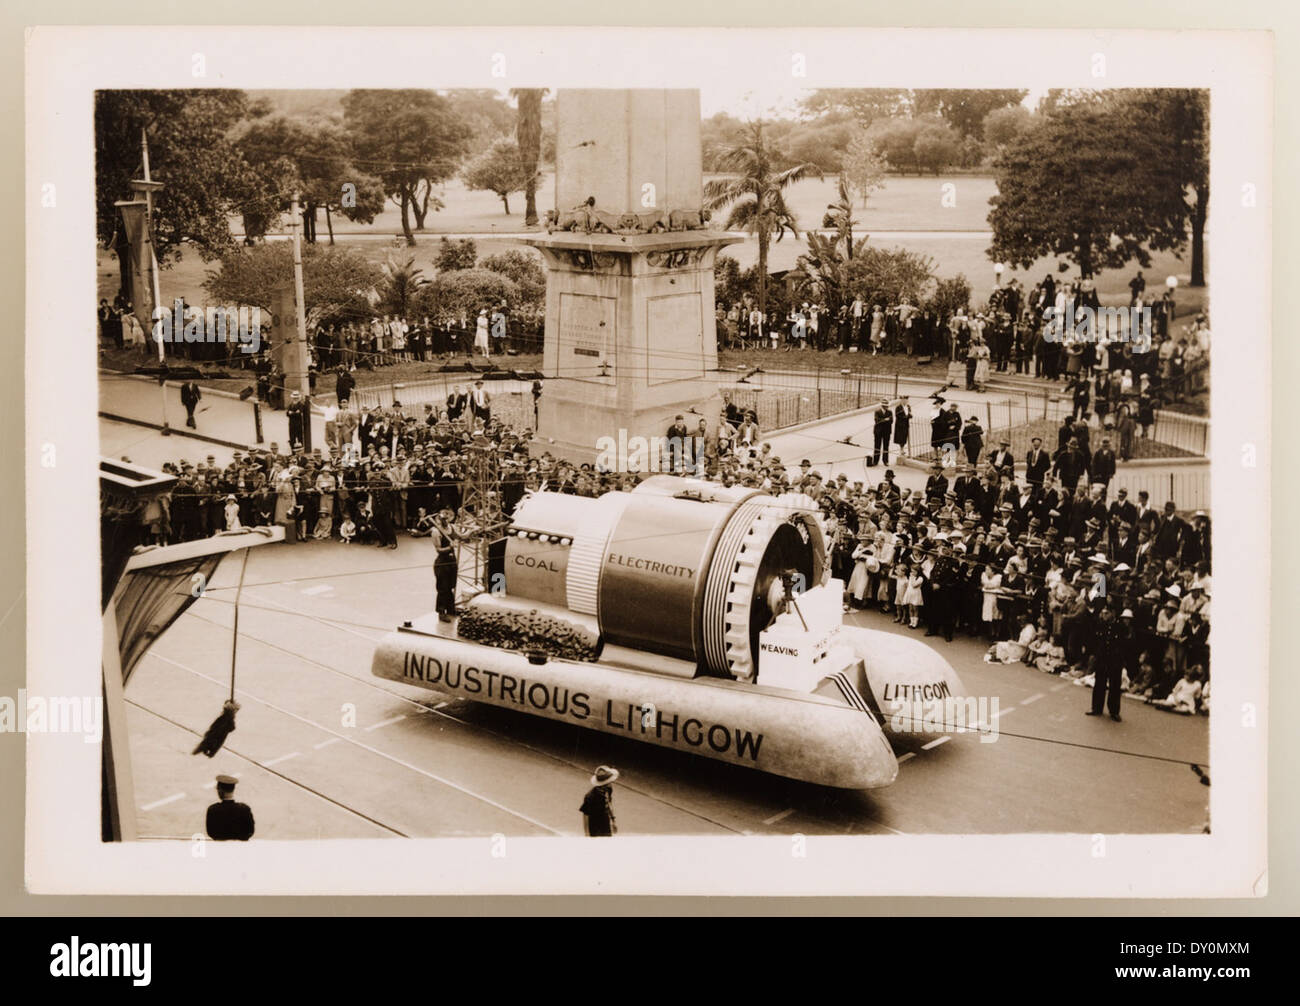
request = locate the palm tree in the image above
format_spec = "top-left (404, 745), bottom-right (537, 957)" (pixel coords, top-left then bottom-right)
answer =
top-left (794, 230), bottom-right (868, 313)
top-left (379, 254), bottom-right (429, 317)
top-left (510, 88), bottom-right (547, 227)
top-left (703, 120), bottom-right (823, 323)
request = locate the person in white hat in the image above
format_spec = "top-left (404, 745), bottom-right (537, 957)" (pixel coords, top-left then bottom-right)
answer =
top-left (580, 766), bottom-right (619, 837)
top-left (223, 493), bottom-right (242, 531)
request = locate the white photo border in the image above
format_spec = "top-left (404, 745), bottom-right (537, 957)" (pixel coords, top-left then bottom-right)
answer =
top-left (24, 24), bottom-right (1271, 897)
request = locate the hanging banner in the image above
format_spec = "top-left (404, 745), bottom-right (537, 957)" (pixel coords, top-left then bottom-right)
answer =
top-left (115, 199), bottom-right (159, 337)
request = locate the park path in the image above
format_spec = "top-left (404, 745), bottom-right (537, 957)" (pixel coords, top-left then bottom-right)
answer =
top-left (99, 371), bottom-right (325, 454)
top-left (763, 403), bottom-right (1209, 509)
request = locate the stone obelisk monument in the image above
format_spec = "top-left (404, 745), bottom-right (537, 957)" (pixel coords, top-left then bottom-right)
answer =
top-left (524, 89), bottom-right (741, 463)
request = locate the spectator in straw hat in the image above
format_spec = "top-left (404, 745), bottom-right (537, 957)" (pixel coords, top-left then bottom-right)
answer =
top-left (580, 766), bottom-right (619, 837)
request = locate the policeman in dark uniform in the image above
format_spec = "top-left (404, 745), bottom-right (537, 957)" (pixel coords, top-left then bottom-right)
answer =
top-left (205, 775), bottom-right (255, 841)
top-left (926, 540), bottom-right (960, 642)
top-left (432, 507), bottom-right (460, 623)
top-left (1086, 602), bottom-right (1128, 722)
top-left (580, 765), bottom-right (619, 837)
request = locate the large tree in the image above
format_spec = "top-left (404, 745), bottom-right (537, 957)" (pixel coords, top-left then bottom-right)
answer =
top-left (1111, 89), bottom-right (1209, 287)
top-left (443, 89), bottom-right (518, 157)
top-left (797, 88), bottom-right (912, 126)
top-left (987, 101), bottom-right (1190, 279)
top-left (460, 136), bottom-right (537, 214)
top-left (913, 121), bottom-right (963, 175)
top-left (704, 120), bottom-right (823, 320)
top-left (510, 88), bottom-right (547, 227)
top-left (982, 104), bottom-right (1035, 149)
top-left (235, 116), bottom-right (385, 245)
top-left (341, 89), bottom-right (470, 246)
top-left (95, 89), bottom-right (253, 301)
top-left (911, 89), bottom-right (1029, 139)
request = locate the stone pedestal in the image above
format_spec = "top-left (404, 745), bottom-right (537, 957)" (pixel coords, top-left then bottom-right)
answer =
top-left (525, 230), bottom-right (740, 463)
top-left (524, 88), bottom-right (742, 465)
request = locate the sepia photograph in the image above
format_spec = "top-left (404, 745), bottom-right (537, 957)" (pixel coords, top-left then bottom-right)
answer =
top-left (21, 23), bottom-right (1271, 899)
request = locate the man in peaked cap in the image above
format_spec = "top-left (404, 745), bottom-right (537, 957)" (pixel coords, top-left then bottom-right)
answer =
top-left (205, 774), bottom-right (255, 841)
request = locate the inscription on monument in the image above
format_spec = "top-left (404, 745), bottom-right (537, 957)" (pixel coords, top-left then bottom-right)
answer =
top-left (557, 292), bottom-right (616, 376)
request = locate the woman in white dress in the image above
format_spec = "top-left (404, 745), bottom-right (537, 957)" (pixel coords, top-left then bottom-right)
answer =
top-left (972, 337), bottom-right (991, 390)
top-left (980, 564), bottom-right (1003, 636)
top-left (474, 309), bottom-right (491, 357)
top-left (873, 524), bottom-right (896, 609)
top-left (847, 533), bottom-right (873, 605)
top-left (990, 619), bottom-right (1037, 664)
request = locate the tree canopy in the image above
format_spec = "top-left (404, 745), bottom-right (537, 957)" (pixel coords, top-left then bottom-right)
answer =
top-left (234, 115), bottom-right (386, 243)
top-left (480, 249), bottom-right (546, 308)
top-left (912, 89), bottom-right (1029, 139)
top-left (460, 136), bottom-right (537, 214)
top-left (201, 242), bottom-right (382, 328)
top-left (412, 269), bottom-right (520, 322)
top-left (95, 89), bottom-right (252, 265)
top-left (987, 99), bottom-right (1192, 278)
top-left (341, 89), bottom-right (470, 245)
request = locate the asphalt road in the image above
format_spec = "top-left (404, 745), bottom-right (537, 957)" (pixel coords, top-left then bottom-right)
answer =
top-left (125, 536), bottom-right (1211, 843)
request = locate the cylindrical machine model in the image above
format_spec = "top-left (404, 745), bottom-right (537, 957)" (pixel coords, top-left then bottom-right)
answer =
top-left (372, 477), bottom-right (970, 790)
top-left (505, 476), bottom-right (826, 682)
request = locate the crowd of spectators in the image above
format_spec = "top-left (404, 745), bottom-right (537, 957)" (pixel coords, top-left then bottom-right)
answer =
top-left (125, 316), bottom-right (1210, 716)
top-left (714, 271), bottom-right (1209, 407)
top-left (671, 397), bottom-right (1212, 716)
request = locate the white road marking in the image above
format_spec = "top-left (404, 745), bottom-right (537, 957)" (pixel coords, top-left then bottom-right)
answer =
top-left (1020, 692), bottom-right (1045, 705)
top-left (433, 701), bottom-right (449, 709)
top-left (365, 715), bottom-right (407, 732)
top-left (921, 736), bottom-right (951, 750)
top-left (301, 584), bottom-right (333, 596)
top-left (896, 752), bottom-right (917, 763)
top-left (141, 792), bottom-right (186, 811)
top-left (313, 737), bottom-right (342, 750)
top-left (763, 807), bottom-right (796, 825)
top-left (1051, 682), bottom-right (1069, 692)
top-left (263, 752), bottom-right (301, 767)
top-left (993, 705), bottom-right (1016, 718)
top-left (146, 653), bottom-right (566, 835)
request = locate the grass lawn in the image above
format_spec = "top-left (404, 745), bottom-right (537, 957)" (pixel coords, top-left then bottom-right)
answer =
top-left (225, 172), bottom-right (1000, 240)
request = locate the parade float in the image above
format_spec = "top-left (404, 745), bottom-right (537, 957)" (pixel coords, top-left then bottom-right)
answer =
top-left (372, 476), bottom-right (966, 789)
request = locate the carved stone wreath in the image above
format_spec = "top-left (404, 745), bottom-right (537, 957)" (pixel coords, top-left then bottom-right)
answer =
top-left (645, 248), bottom-right (703, 270)
top-left (560, 249), bottom-right (619, 271)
